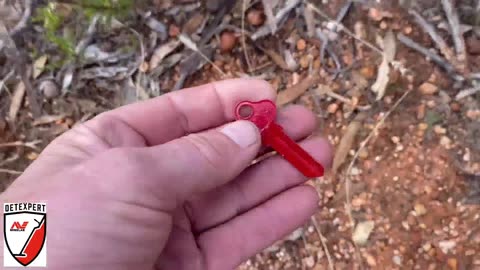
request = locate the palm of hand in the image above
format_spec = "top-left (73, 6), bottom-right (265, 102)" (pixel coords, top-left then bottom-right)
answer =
top-left (1, 80), bottom-right (332, 270)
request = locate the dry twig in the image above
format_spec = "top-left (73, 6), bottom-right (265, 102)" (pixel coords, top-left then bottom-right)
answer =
top-left (441, 0), bottom-right (467, 67)
top-left (409, 10), bottom-right (457, 66)
top-left (0, 168), bottom-right (22, 175)
top-left (0, 140), bottom-right (42, 150)
top-left (397, 33), bottom-right (458, 76)
top-left (311, 217), bottom-right (334, 270)
top-left (455, 85), bottom-right (480, 100)
top-left (10, 0), bottom-right (32, 35)
top-left (307, 2), bottom-right (383, 55)
top-left (241, 0), bottom-right (253, 73)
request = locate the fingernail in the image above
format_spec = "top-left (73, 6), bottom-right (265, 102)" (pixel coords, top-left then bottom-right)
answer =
top-left (220, 120), bottom-right (259, 148)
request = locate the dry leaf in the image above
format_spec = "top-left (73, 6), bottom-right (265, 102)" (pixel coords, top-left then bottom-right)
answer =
top-left (33, 55), bottom-right (48, 79)
top-left (8, 82), bottom-right (26, 123)
top-left (277, 75), bottom-right (320, 106)
top-left (371, 31), bottom-right (396, 100)
top-left (149, 40), bottom-right (181, 70)
top-left (352, 221), bottom-right (375, 245)
top-left (332, 113), bottom-right (365, 174)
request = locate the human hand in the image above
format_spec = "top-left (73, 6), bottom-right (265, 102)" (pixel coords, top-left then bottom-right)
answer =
top-left (0, 79), bottom-right (333, 270)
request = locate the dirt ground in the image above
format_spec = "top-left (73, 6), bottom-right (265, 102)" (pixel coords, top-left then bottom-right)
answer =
top-left (1, 0), bottom-right (479, 269)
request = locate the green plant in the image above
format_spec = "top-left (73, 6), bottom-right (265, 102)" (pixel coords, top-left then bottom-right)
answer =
top-left (33, 0), bottom-right (135, 63)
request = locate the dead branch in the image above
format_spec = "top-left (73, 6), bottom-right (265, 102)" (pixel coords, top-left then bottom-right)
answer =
top-left (307, 2), bottom-right (383, 55)
top-left (10, 0), bottom-right (32, 35)
top-left (409, 10), bottom-right (457, 66)
top-left (455, 85), bottom-right (480, 100)
top-left (311, 217), bottom-right (334, 270)
top-left (441, 0), bottom-right (467, 67)
top-left (0, 168), bottom-right (22, 175)
top-left (397, 33), bottom-right (458, 76)
top-left (0, 140), bottom-right (42, 150)
top-left (241, 0), bottom-right (253, 73)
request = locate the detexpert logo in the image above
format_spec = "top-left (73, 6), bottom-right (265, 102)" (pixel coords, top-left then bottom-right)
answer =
top-left (3, 203), bottom-right (47, 267)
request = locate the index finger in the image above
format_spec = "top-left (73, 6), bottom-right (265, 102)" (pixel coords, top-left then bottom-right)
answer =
top-left (102, 79), bottom-right (275, 146)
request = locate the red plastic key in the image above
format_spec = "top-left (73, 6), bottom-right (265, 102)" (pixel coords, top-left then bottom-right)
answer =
top-left (235, 100), bottom-right (324, 178)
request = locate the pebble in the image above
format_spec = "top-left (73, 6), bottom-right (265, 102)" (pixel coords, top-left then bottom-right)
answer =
top-left (247, 9), bottom-right (265, 26)
top-left (299, 55), bottom-right (310, 69)
top-left (168, 24), bottom-right (180, 37)
top-left (414, 203), bottom-right (427, 216)
top-left (392, 255), bottom-right (402, 266)
top-left (439, 240), bottom-right (456, 254)
top-left (380, 21), bottom-right (388, 29)
top-left (404, 26), bottom-right (413, 34)
top-left (303, 256), bottom-right (315, 268)
top-left (423, 242), bottom-right (432, 252)
top-left (418, 123), bottom-right (429, 131)
top-left (39, 80), bottom-right (60, 99)
top-left (433, 125), bottom-right (447, 135)
top-left (447, 258), bottom-right (458, 270)
top-left (466, 109), bottom-right (480, 120)
top-left (220, 31), bottom-right (237, 52)
top-left (450, 102), bottom-right (461, 112)
top-left (327, 103), bottom-right (339, 114)
top-left (364, 253), bottom-right (377, 266)
top-left (359, 148), bottom-right (369, 159)
top-left (419, 82), bottom-right (439, 95)
top-left (391, 136), bottom-right (400, 144)
top-left (417, 104), bottom-right (426, 119)
top-left (440, 136), bottom-right (452, 148)
top-left (360, 66), bottom-right (376, 79)
top-left (296, 39), bottom-right (307, 51)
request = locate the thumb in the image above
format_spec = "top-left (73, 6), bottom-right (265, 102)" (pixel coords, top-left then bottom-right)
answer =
top-left (147, 120), bottom-right (261, 199)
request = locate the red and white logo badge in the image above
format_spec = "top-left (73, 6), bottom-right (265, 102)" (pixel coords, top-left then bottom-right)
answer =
top-left (3, 203), bottom-right (47, 267)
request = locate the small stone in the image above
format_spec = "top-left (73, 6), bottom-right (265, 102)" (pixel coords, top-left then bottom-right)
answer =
top-left (219, 31), bottom-right (237, 52)
top-left (359, 148), bottom-right (369, 159)
top-left (433, 125), bottom-right (447, 135)
top-left (303, 256), bottom-right (315, 268)
top-left (450, 102), bottom-right (461, 112)
top-left (380, 21), bottom-right (388, 29)
top-left (439, 240), bottom-right (456, 254)
top-left (419, 82), bottom-right (439, 95)
top-left (327, 103), bottom-right (339, 114)
top-left (466, 249), bottom-right (475, 256)
top-left (392, 255), bottom-right (402, 266)
top-left (360, 66), bottom-right (376, 79)
top-left (440, 136), bottom-right (452, 148)
top-left (26, 152), bottom-right (39, 160)
top-left (391, 136), bottom-right (400, 144)
top-left (139, 61), bottom-right (149, 73)
top-left (417, 104), bottom-right (426, 119)
top-left (418, 123), bottom-right (429, 131)
top-left (447, 258), bottom-right (458, 270)
top-left (404, 26), bottom-right (413, 34)
top-left (368, 8), bottom-right (392, 21)
top-left (168, 24), bottom-right (180, 37)
top-left (364, 253), bottom-right (377, 266)
top-left (423, 242), bottom-right (432, 252)
top-left (414, 203), bottom-right (427, 216)
top-left (466, 109), bottom-right (480, 120)
top-left (247, 9), bottom-right (265, 26)
top-left (39, 80), bottom-right (60, 99)
top-left (299, 55), bottom-right (310, 69)
top-left (426, 100), bottom-right (436, 108)
top-left (296, 39), bottom-right (307, 51)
